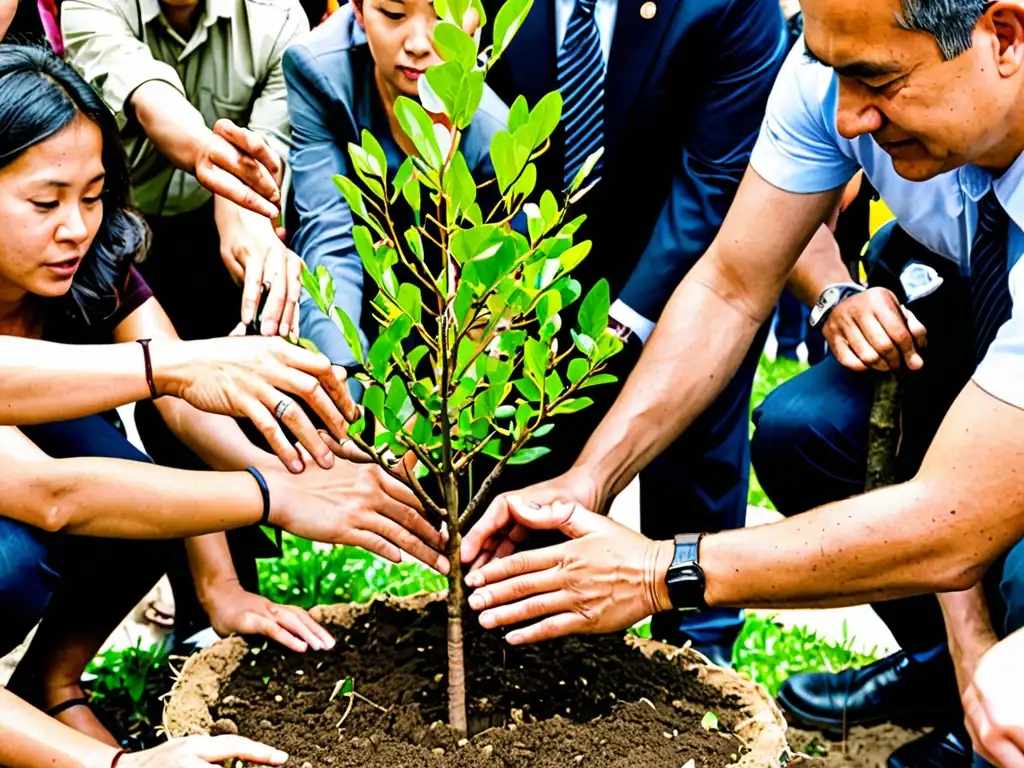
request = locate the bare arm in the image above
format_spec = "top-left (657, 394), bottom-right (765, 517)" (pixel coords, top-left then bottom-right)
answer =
top-left (941, 586), bottom-right (999, 694)
top-left (785, 223), bottom-right (850, 306)
top-left (577, 170), bottom-right (841, 501)
top-left (701, 381), bottom-right (1023, 608)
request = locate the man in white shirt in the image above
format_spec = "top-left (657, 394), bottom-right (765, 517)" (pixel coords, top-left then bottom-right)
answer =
top-left (463, 1), bottom-right (1024, 765)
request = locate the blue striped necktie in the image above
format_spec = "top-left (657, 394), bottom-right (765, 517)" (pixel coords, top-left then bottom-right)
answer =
top-left (970, 188), bottom-right (1012, 366)
top-left (558, 0), bottom-right (605, 191)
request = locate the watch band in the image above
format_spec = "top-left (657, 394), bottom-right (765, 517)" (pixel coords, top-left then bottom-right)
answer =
top-left (808, 282), bottom-right (865, 329)
top-left (665, 532), bottom-right (708, 612)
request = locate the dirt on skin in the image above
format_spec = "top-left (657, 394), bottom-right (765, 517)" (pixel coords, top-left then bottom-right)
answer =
top-left (785, 724), bottom-right (927, 767)
top-left (214, 600), bottom-right (748, 768)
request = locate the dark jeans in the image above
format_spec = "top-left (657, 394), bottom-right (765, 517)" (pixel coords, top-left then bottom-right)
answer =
top-left (493, 317), bottom-right (772, 648)
top-left (0, 414), bottom-right (168, 659)
top-left (775, 290), bottom-right (826, 365)
top-left (751, 225), bottom-right (974, 654)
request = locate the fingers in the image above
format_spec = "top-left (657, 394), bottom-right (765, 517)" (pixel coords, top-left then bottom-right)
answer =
top-left (248, 612), bottom-right (308, 653)
top-left (468, 568), bottom-right (566, 612)
top-left (368, 501), bottom-right (449, 573)
top-left (244, 394), bottom-right (304, 473)
top-left (192, 734), bottom-right (288, 765)
top-left (347, 529), bottom-right (403, 564)
top-left (196, 161), bottom-right (279, 219)
top-left (277, 347), bottom-right (359, 427)
top-left (260, 246), bottom-right (288, 337)
top-left (477, 591), bottom-right (575, 631)
top-left (290, 606), bottom-right (337, 650)
top-left (273, 604), bottom-right (332, 651)
top-left (279, 251), bottom-right (303, 340)
top-left (851, 312), bottom-right (899, 370)
top-left (901, 305), bottom-right (928, 364)
top-left (214, 119), bottom-right (283, 186)
top-left (278, 369), bottom-right (349, 442)
top-left (274, 393), bottom-right (334, 470)
top-left (322, 366), bottom-right (360, 424)
top-left (829, 335), bottom-right (869, 372)
top-left (879, 292), bottom-right (924, 370)
top-left (318, 430), bottom-right (372, 462)
top-left (240, 250), bottom-right (267, 327)
top-left (461, 495), bottom-right (514, 563)
top-left (491, 524), bottom-right (528, 560)
top-left (506, 613), bottom-right (587, 645)
top-left (376, 469), bottom-right (425, 511)
top-left (465, 547), bottom-right (565, 588)
top-left (966, 688), bottom-right (1024, 768)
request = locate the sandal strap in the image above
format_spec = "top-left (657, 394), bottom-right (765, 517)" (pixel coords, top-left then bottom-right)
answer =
top-left (47, 697), bottom-right (91, 718)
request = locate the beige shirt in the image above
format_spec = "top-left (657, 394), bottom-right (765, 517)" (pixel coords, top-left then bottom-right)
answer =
top-left (62, 0), bottom-right (308, 215)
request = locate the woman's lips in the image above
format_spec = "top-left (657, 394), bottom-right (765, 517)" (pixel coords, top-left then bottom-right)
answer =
top-left (400, 67), bottom-right (425, 81)
top-left (44, 256), bottom-right (82, 278)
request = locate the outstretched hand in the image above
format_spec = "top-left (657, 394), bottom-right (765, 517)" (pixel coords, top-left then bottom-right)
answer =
top-left (204, 582), bottom-right (336, 653)
top-left (461, 467), bottom-right (604, 571)
top-left (464, 498), bottom-right (673, 645)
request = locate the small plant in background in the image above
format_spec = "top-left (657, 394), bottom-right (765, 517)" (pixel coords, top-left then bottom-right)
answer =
top-left (732, 615), bottom-right (878, 696)
top-left (84, 636), bottom-right (170, 746)
top-left (258, 534), bottom-right (447, 608)
top-left (300, 0), bottom-right (618, 733)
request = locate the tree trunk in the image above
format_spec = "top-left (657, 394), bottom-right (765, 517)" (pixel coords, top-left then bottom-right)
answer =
top-left (865, 372), bottom-right (902, 492)
top-left (443, 473), bottom-right (468, 733)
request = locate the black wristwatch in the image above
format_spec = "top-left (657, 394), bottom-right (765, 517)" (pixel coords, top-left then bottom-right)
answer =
top-left (664, 533), bottom-right (707, 612)
top-left (808, 282), bottom-right (865, 329)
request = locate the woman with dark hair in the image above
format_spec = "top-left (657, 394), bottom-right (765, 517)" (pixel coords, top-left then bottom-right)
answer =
top-left (0, 43), bottom-right (444, 753)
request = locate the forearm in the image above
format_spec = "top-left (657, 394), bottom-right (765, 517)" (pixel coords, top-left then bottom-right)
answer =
top-left (785, 223), bottom-right (851, 307)
top-left (130, 80), bottom-right (212, 175)
top-left (214, 193), bottom-right (279, 241)
top-left (155, 397), bottom-right (275, 472)
top-left (0, 687), bottom-right (117, 768)
top-left (12, 456), bottom-right (264, 538)
top-left (941, 586), bottom-right (998, 691)
top-left (575, 256), bottom-right (781, 500)
top-left (0, 337), bottom-right (151, 424)
top-left (699, 478), bottom-right (992, 610)
top-left (186, 532), bottom-right (245, 609)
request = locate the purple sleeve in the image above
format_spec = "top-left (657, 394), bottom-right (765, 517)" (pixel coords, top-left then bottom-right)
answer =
top-left (109, 265), bottom-right (154, 327)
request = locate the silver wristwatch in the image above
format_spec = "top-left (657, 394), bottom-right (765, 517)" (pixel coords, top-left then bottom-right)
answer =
top-left (808, 282), bottom-right (865, 329)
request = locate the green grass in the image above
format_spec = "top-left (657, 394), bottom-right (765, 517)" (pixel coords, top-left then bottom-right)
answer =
top-left (748, 354), bottom-right (808, 511)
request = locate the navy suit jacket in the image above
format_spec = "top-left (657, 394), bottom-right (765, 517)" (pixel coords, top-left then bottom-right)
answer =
top-left (283, 7), bottom-right (509, 365)
top-left (484, 0), bottom-right (787, 322)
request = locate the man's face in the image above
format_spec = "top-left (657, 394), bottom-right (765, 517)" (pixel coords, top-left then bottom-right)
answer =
top-left (0, 0), bottom-right (16, 38)
top-left (801, 0), bottom-right (1024, 180)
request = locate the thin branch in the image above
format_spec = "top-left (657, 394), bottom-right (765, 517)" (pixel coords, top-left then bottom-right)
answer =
top-left (415, 225), bottom-right (444, 250)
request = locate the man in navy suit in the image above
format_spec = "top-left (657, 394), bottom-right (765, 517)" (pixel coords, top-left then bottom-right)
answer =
top-left (474, 0), bottom-right (789, 663)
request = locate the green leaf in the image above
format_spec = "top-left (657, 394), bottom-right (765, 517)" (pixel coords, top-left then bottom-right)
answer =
top-left (363, 385), bottom-right (386, 425)
top-left (508, 446), bottom-right (551, 465)
top-left (539, 189), bottom-right (558, 226)
top-left (331, 306), bottom-right (365, 366)
top-left (407, 345), bottom-right (430, 374)
top-left (453, 69), bottom-right (485, 130)
top-left (492, 0), bottom-right (533, 60)
top-left (423, 59), bottom-right (463, 118)
top-left (315, 264), bottom-right (336, 308)
top-left (433, 21), bottom-right (477, 68)
top-left (566, 357), bottom-right (589, 384)
top-left (397, 283), bottom-right (422, 323)
top-left (481, 438), bottom-right (504, 459)
top-left (498, 329), bottom-right (527, 357)
top-left (489, 130), bottom-right (529, 193)
top-left (368, 315), bottom-right (413, 374)
top-left (578, 278), bottom-right (610, 339)
top-left (559, 214), bottom-right (587, 237)
top-left (403, 176), bottom-right (422, 218)
top-left (300, 263), bottom-right (326, 314)
top-left (333, 174), bottom-right (372, 224)
top-left (514, 401), bottom-right (534, 435)
top-left (348, 144), bottom-right (385, 200)
top-left (412, 412), bottom-right (433, 444)
top-left (533, 423), bottom-right (554, 437)
top-left (386, 377), bottom-right (415, 426)
top-left (513, 377), bottom-right (541, 401)
top-left (539, 313), bottom-right (561, 342)
top-left (701, 712), bottom-right (720, 732)
top-left (526, 91), bottom-right (562, 149)
top-left (571, 329), bottom-right (596, 357)
top-left (580, 372), bottom-right (617, 388)
top-left (404, 227), bottom-right (424, 261)
top-left (569, 147), bottom-right (605, 194)
top-left (454, 280), bottom-right (475, 329)
top-left (558, 241), bottom-right (592, 274)
top-left (450, 224), bottom-right (502, 264)
top-left (535, 290), bottom-right (562, 326)
top-left (444, 150), bottom-right (477, 217)
top-left (551, 396), bottom-right (592, 415)
top-left (495, 404), bottom-right (516, 419)
top-left (391, 157), bottom-right (415, 202)
top-left (393, 96), bottom-right (443, 169)
top-left (544, 370), bottom-right (564, 399)
top-left (524, 338), bottom-right (548, 385)
top-left (330, 678), bottom-right (355, 702)
top-left (510, 161), bottom-right (537, 201)
top-left (553, 275), bottom-right (582, 307)
top-left (508, 95), bottom-right (529, 134)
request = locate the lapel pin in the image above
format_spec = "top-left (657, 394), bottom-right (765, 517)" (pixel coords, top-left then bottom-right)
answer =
top-left (640, 1), bottom-right (656, 19)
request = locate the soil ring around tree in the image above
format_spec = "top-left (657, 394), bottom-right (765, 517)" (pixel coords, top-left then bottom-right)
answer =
top-left (165, 593), bottom-right (794, 767)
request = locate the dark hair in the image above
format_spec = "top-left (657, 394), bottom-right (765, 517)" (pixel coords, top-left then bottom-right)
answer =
top-left (897, 0), bottom-right (990, 60)
top-left (0, 44), bottom-right (148, 327)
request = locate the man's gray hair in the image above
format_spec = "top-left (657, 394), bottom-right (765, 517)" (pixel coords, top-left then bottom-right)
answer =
top-left (897, 0), bottom-right (989, 60)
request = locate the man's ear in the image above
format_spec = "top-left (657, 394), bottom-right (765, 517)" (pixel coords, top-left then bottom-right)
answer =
top-left (990, 2), bottom-right (1024, 78)
top-left (350, 0), bottom-right (365, 28)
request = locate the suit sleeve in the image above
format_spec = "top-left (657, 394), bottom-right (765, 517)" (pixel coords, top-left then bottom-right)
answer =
top-left (283, 44), bottom-right (368, 368)
top-left (617, 0), bottom-right (788, 321)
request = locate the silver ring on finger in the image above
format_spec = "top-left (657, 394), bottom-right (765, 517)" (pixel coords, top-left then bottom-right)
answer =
top-left (274, 397), bottom-right (293, 421)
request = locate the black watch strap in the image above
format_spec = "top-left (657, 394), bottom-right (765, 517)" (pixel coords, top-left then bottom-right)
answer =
top-left (665, 532), bottom-right (708, 612)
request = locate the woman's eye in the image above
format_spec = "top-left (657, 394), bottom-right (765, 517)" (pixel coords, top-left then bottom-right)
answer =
top-left (31, 200), bottom-right (59, 211)
top-left (380, 9), bottom-right (404, 19)
top-left (83, 194), bottom-right (103, 205)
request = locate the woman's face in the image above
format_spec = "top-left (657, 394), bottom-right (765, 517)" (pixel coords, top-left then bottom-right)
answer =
top-left (354, 0), bottom-right (443, 100)
top-left (0, 114), bottom-right (105, 303)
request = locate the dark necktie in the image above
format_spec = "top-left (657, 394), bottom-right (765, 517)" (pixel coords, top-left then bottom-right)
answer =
top-left (971, 188), bottom-right (1012, 366)
top-left (557, 0), bottom-right (605, 191)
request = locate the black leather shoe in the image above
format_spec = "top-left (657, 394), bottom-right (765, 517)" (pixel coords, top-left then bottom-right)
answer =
top-left (777, 650), bottom-right (960, 733)
top-left (888, 726), bottom-right (973, 768)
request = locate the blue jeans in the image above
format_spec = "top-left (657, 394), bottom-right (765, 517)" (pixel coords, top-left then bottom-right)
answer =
top-left (0, 413), bottom-right (158, 658)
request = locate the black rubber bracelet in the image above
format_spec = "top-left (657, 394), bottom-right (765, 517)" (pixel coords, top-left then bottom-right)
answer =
top-left (135, 338), bottom-right (159, 399)
top-left (245, 465), bottom-right (272, 526)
